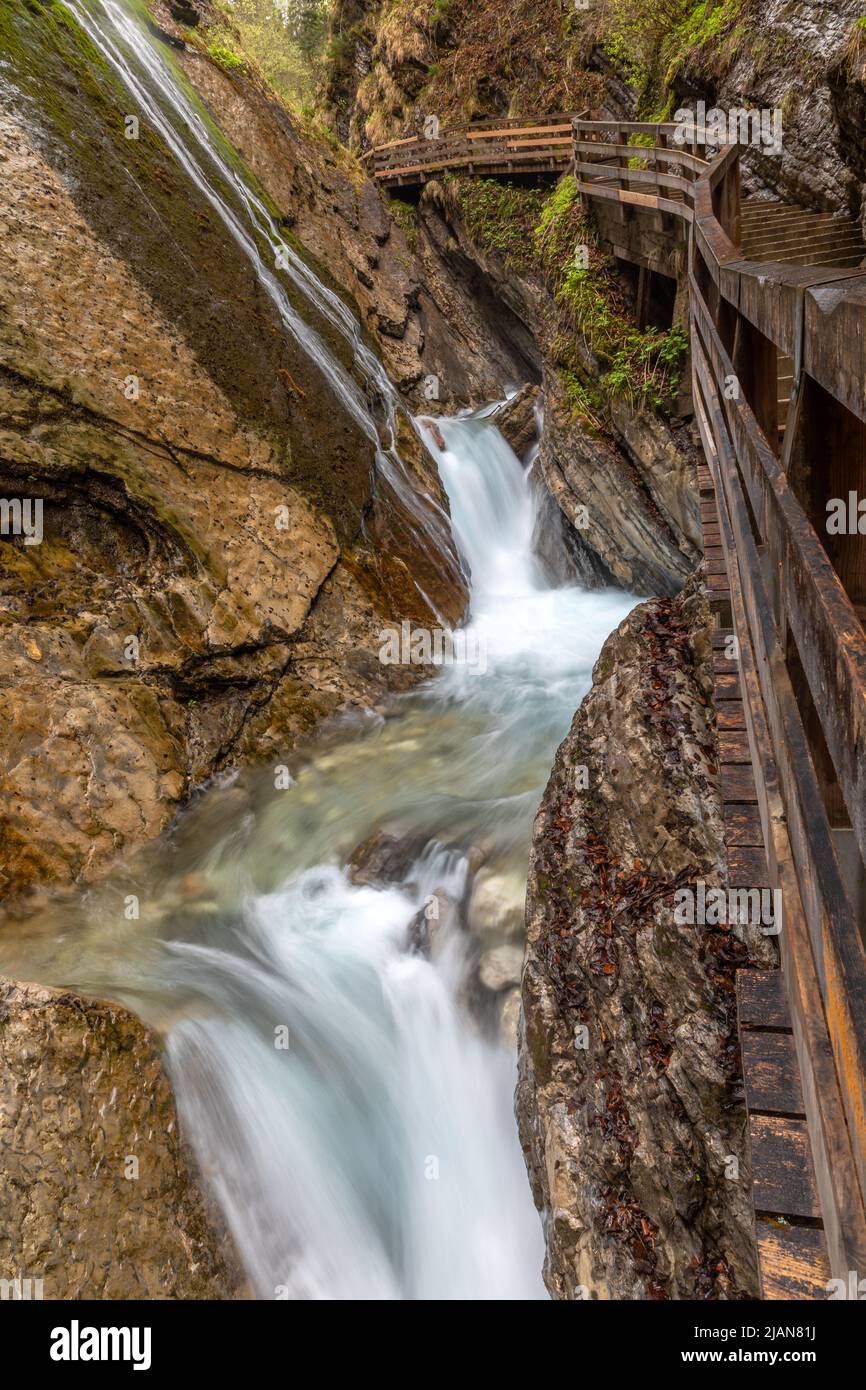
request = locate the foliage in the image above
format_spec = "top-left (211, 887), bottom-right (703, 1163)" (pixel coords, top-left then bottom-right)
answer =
top-left (388, 197), bottom-right (419, 247)
top-left (207, 36), bottom-right (248, 73)
top-left (533, 176), bottom-right (687, 412)
top-left (450, 177), bottom-right (544, 270)
top-left (453, 172), bottom-right (687, 416)
top-left (599, 0), bottom-right (747, 115)
top-left (213, 0), bottom-right (330, 107)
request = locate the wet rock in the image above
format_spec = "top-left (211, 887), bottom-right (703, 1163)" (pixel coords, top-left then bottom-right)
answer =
top-left (491, 385), bottom-right (540, 459)
top-left (0, 976), bottom-right (243, 1298)
top-left (467, 868), bottom-right (526, 943)
top-left (0, 36), bottom-right (467, 903)
top-left (479, 944), bottom-right (524, 992)
top-left (498, 987), bottom-right (522, 1049)
top-left (418, 415), bottom-right (446, 450)
top-left (348, 830), bottom-right (426, 887)
top-left (517, 577), bottom-right (774, 1300)
top-left (407, 885), bottom-right (458, 957)
top-left (536, 369), bottom-right (700, 597)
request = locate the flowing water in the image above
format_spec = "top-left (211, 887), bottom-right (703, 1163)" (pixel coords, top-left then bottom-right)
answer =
top-left (0, 410), bottom-right (635, 1298)
top-left (1, 2), bottom-right (639, 1298)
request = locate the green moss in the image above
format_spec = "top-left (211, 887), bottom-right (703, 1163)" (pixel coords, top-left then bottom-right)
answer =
top-left (535, 178), bottom-right (688, 413)
top-left (388, 198), bottom-right (419, 249)
top-left (448, 176), bottom-right (544, 270)
top-left (206, 38), bottom-right (247, 75)
top-left (559, 367), bottom-right (606, 429)
top-left (450, 170), bottom-right (686, 416)
top-left (601, 0), bottom-right (748, 117)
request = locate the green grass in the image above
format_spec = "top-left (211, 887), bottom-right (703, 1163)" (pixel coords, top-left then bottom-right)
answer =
top-left (388, 198), bottom-right (420, 249)
top-left (206, 38), bottom-right (248, 74)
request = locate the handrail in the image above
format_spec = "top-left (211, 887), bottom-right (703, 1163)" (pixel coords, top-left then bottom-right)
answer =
top-left (363, 111), bottom-right (584, 185)
top-left (573, 116), bottom-right (866, 1279)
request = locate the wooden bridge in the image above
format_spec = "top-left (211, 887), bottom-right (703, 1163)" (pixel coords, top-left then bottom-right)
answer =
top-left (368, 116), bottom-right (866, 1298)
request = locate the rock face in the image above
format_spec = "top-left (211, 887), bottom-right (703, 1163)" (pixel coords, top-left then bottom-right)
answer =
top-left (517, 578), bottom-right (775, 1299)
top-left (537, 371), bottom-right (700, 596)
top-left (322, 0), bottom-right (602, 149)
top-left (0, 1), bottom-right (473, 904)
top-left (0, 977), bottom-right (242, 1298)
top-left (676, 0), bottom-right (866, 220)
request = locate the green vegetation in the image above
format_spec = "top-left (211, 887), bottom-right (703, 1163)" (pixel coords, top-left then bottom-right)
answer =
top-left (206, 36), bottom-right (248, 74)
top-left (388, 198), bottom-right (420, 249)
top-left (450, 173), bottom-right (687, 419)
top-left (449, 178), bottom-right (544, 269)
top-left (534, 177), bottom-right (687, 413)
top-left (210, 0), bottom-right (330, 108)
top-left (602, 0), bottom-right (748, 116)
top-left (844, 15), bottom-right (866, 73)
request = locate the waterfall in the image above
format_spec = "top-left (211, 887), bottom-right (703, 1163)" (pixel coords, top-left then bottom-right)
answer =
top-left (0, 405), bottom-right (634, 1298)
top-left (62, 0), bottom-right (459, 580)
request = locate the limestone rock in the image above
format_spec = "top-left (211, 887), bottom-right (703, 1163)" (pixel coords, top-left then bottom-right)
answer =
top-left (498, 987), bottom-right (522, 1049)
top-left (517, 577), bottom-right (775, 1300)
top-left (0, 22), bottom-right (467, 903)
top-left (479, 944), bottom-right (524, 992)
top-left (0, 977), bottom-right (242, 1299)
top-left (491, 386), bottom-right (540, 459)
top-left (467, 868), bottom-right (526, 943)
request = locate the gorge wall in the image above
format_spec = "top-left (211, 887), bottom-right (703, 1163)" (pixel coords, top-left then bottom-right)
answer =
top-left (518, 580), bottom-right (774, 1299)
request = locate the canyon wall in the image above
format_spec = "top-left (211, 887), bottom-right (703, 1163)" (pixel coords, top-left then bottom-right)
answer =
top-left (518, 579), bottom-right (775, 1299)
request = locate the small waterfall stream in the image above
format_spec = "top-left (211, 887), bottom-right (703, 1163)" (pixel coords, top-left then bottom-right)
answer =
top-left (0, 2), bottom-right (640, 1298)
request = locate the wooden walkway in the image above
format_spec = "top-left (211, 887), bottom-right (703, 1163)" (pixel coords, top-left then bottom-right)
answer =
top-left (368, 113), bottom-right (866, 1299)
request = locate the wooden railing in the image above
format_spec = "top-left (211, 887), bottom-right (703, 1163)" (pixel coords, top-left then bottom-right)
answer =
top-left (575, 116), bottom-right (866, 1281)
top-left (362, 113), bottom-right (579, 187)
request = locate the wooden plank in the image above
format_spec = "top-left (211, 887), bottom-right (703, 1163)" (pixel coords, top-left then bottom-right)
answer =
top-left (721, 763), bottom-right (759, 802)
top-left (714, 671), bottom-right (741, 700)
top-left (749, 1115), bottom-right (822, 1219)
top-left (692, 344), bottom-right (866, 1275)
top-left (719, 729), bottom-right (751, 761)
top-left (756, 1223), bottom-right (831, 1300)
top-left (705, 571), bottom-right (730, 592)
top-left (466, 124), bottom-right (571, 140)
top-left (716, 699), bottom-right (746, 730)
top-left (728, 844), bottom-right (771, 887)
top-left (713, 650), bottom-right (739, 674)
top-left (725, 803), bottom-right (764, 845)
top-left (742, 1033), bottom-right (804, 1115)
top-left (738, 969), bottom-right (789, 1029)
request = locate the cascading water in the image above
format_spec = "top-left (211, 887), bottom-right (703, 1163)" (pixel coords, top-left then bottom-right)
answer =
top-left (60, 0), bottom-right (460, 589)
top-left (0, 407), bottom-right (635, 1299)
top-left (0, 1), bottom-right (639, 1299)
